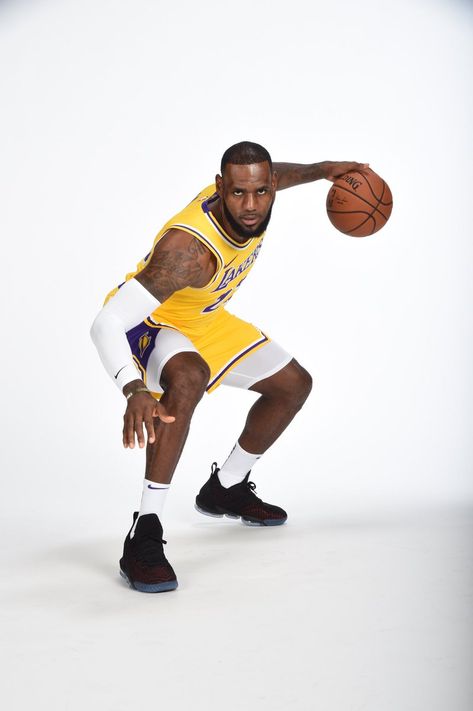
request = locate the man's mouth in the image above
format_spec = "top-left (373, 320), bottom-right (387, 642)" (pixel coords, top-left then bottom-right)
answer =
top-left (240, 215), bottom-right (259, 226)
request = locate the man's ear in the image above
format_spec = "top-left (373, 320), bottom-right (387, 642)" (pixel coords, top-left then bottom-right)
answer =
top-left (215, 174), bottom-right (223, 195)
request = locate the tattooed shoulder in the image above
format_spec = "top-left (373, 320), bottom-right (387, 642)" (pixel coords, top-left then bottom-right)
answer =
top-left (135, 230), bottom-right (215, 301)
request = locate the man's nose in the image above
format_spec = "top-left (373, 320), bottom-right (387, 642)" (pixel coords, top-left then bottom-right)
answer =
top-left (243, 193), bottom-right (256, 211)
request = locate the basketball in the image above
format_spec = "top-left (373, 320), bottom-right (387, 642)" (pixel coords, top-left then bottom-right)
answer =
top-left (326, 168), bottom-right (393, 237)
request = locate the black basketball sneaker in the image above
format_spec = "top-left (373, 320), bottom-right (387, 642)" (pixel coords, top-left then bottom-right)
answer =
top-left (119, 513), bottom-right (178, 593)
top-left (195, 462), bottom-right (287, 526)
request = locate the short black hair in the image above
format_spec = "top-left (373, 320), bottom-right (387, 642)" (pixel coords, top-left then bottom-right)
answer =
top-left (220, 141), bottom-right (273, 175)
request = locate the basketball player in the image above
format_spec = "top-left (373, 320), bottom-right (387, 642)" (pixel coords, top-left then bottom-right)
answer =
top-left (90, 142), bottom-right (367, 592)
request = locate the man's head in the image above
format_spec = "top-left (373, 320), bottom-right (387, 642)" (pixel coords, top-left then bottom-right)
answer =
top-left (216, 141), bottom-right (277, 240)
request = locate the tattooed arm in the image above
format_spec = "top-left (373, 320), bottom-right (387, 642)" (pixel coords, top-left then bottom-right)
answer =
top-left (90, 229), bottom-right (216, 448)
top-left (119, 230), bottom-right (216, 447)
top-left (273, 161), bottom-right (369, 191)
top-left (135, 229), bottom-right (216, 299)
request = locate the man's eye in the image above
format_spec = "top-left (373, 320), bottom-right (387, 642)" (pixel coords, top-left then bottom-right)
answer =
top-left (233, 190), bottom-right (243, 196)
top-left (257, 189), bottom-right (267, 195)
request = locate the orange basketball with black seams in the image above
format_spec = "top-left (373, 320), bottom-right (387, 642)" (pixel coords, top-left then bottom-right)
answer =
top-left (326, 168), bottom-right (393, 237)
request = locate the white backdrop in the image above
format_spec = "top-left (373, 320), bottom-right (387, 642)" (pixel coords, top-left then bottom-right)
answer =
top-left (1, 0), bottom-right (472, 527)
top-left (1, 3), bottom-right (472, 711)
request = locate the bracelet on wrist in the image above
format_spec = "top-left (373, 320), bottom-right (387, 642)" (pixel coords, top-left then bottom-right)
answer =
top-left (126, 387), bottom-right (151, 400)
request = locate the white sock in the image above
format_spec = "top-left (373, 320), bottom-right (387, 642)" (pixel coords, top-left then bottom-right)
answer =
top-left (130, 479), bottom-right (170, 538)
top-left (217, 442), bottom-right (262, 488)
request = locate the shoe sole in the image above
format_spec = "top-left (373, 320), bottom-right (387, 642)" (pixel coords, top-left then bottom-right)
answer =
top-left (119, 568), bottom-right (178, 593)
top-left (194, 503), bottom-right (287, 527)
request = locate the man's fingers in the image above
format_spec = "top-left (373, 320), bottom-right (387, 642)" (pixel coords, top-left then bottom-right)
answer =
top-left (123, 415), bottom-right (136, 449)
top-left (154, 404), bottom-right (176, 423)
top-left (144, 416), bottom-right (156, 444)
top-left (345, 162), bottom-right (369, 171)
top-left (134, 416), bottom-right (146, 448)
top-left (327, 162), bottom-right (370, 182)
top-left (123, 398), bottom-right (174, 450)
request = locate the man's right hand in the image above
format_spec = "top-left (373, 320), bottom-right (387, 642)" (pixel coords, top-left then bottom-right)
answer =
top-left (122, 381), bottom-right (175, 449)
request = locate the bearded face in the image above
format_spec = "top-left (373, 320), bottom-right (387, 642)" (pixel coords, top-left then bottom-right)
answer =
top-left (216, 162), bottom-right (277, 242)
top-left (221, 195), bottom-right (274, 239)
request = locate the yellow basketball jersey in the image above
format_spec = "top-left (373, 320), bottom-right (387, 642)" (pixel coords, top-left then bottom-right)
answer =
top-left (105, 185), bottom-right (266, 340)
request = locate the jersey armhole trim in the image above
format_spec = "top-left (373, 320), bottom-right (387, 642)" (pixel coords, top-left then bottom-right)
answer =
top-left (204, 211), bottom-right (253, 250)
top-left (170, 223), bottom-right (223, 288)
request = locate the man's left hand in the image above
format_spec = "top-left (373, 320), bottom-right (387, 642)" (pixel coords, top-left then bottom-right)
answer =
top-left (324, 161), bottom-right (369, 182)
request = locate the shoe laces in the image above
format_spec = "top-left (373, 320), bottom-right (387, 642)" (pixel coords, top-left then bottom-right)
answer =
top-left (244, 480), bottom-right (262, 499)
top-left (232, 479), bottom-right (264, 508)
top-left (211, 462), bottom-right (262, 503)
top-left (135, 535), bottom-right (167, 565)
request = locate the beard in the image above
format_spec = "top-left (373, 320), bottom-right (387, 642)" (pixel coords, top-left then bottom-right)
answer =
top-left (222, 198), bottom-right (274, 239)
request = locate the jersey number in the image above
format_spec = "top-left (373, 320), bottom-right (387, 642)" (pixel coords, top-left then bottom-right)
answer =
top-left (202, 290), bottom-right (232, 313)
top-left (202, 277), bottom-right (247, 314)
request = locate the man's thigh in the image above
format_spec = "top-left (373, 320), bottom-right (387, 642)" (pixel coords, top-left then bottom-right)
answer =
top-left (126, 322), bottom-right (198, 396)
top-left (126, 313), bottom-right (294, 397)
top-left (221, 339), bottom-right (293, 390)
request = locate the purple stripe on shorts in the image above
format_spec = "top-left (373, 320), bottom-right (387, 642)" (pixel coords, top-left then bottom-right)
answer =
top-left (206, 334), bottom-right (268, 391)
top-left (126, 322), bottom-right (161, 373)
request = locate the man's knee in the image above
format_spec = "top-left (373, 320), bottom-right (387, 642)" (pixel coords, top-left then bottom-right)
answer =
top-left (252, 358), bottom-right (313, 409)
top-left (286, 361), bottom-right (313, 408)
top-left (161, 352), bottom-right (210, 404)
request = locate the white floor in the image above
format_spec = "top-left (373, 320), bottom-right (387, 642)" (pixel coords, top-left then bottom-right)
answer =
top-left (1, 504), bottom-right (472, 711)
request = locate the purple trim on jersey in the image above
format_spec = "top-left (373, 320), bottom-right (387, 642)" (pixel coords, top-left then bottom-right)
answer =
top-left (201, 193), bottom-right (252, 249)
top-left (171, 223), bottom-right (223, 274)
top-left (145, 318), bottom-right (180, 331)
top-left (206, 334), bottom-right (269, 391)
top-left (204, 210), bottom-right (253, 250)
top-left (201, 193), bottom-right (218, 214)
